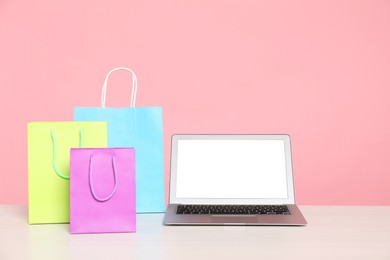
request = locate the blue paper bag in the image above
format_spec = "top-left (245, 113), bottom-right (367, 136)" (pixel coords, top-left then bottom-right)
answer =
top-left (74, 67), bottom-right (165, 213)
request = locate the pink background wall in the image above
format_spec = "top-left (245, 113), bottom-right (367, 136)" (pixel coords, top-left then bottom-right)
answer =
top-left (1, 0), bottom-right (389, 205)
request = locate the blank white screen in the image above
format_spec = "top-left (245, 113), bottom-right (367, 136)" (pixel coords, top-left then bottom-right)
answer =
top-left (176, 140), bottom-right (288, 199)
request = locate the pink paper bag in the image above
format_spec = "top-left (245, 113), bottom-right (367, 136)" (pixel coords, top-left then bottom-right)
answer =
top-left (70, 148), bottom-right (136, 234)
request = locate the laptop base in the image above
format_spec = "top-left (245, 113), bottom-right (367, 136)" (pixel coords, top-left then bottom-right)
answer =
top-left (163, 204), bottom-right (307, 226)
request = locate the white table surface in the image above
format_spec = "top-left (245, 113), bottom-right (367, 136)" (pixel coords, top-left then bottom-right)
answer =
top-left (1, 205), bottom-right (389, 260)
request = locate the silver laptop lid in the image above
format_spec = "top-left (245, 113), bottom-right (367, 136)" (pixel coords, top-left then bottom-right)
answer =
top-left (169, 135), bottom-right (296, 205)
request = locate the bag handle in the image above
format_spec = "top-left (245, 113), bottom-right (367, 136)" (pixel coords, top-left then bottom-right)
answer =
top-left (51, 129), bottom-right (84, 180)
top-left (89, 155), bottom-right (118, 202)
top-left (101, 67), bottom-right (138, 108)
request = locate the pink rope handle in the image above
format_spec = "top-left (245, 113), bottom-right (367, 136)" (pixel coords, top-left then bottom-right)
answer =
top-left (89, 155), bottom-right (118, 202)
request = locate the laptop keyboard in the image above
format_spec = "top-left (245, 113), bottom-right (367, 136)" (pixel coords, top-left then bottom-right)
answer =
top-left (176, 205), bottom-right (291, 215)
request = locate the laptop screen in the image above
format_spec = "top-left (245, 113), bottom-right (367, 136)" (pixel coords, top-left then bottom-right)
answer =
top-left (170, 135), bottom-right (295, 204)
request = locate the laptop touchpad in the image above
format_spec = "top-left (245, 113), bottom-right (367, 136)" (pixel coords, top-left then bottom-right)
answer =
top-left (212, 216), bottom-right (257, 224)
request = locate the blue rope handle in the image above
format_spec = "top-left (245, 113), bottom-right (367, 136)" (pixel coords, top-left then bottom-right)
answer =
top-left (50, 128), bottom-right (84, 180)
top-left (89, 155), bottom-right (118, 202)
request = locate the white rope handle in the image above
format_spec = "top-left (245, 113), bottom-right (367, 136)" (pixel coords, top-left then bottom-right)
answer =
top-left (101, 67), bottom-right (138, 108)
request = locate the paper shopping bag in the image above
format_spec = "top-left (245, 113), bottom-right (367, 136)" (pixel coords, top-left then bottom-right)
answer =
top-left (70, 148), bottom-right (136, 234)
top-left (74, 67), bottom-right (165, 213)
top-left (27, 122), bottom-right (107, 224)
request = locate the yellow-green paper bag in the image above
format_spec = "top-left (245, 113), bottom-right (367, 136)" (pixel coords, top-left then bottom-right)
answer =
top-left (28, 122), bottom-right (108, 224)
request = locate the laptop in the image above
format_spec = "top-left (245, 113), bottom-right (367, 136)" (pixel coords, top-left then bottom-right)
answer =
top-left (163, 134), bottom-right (307, 226)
